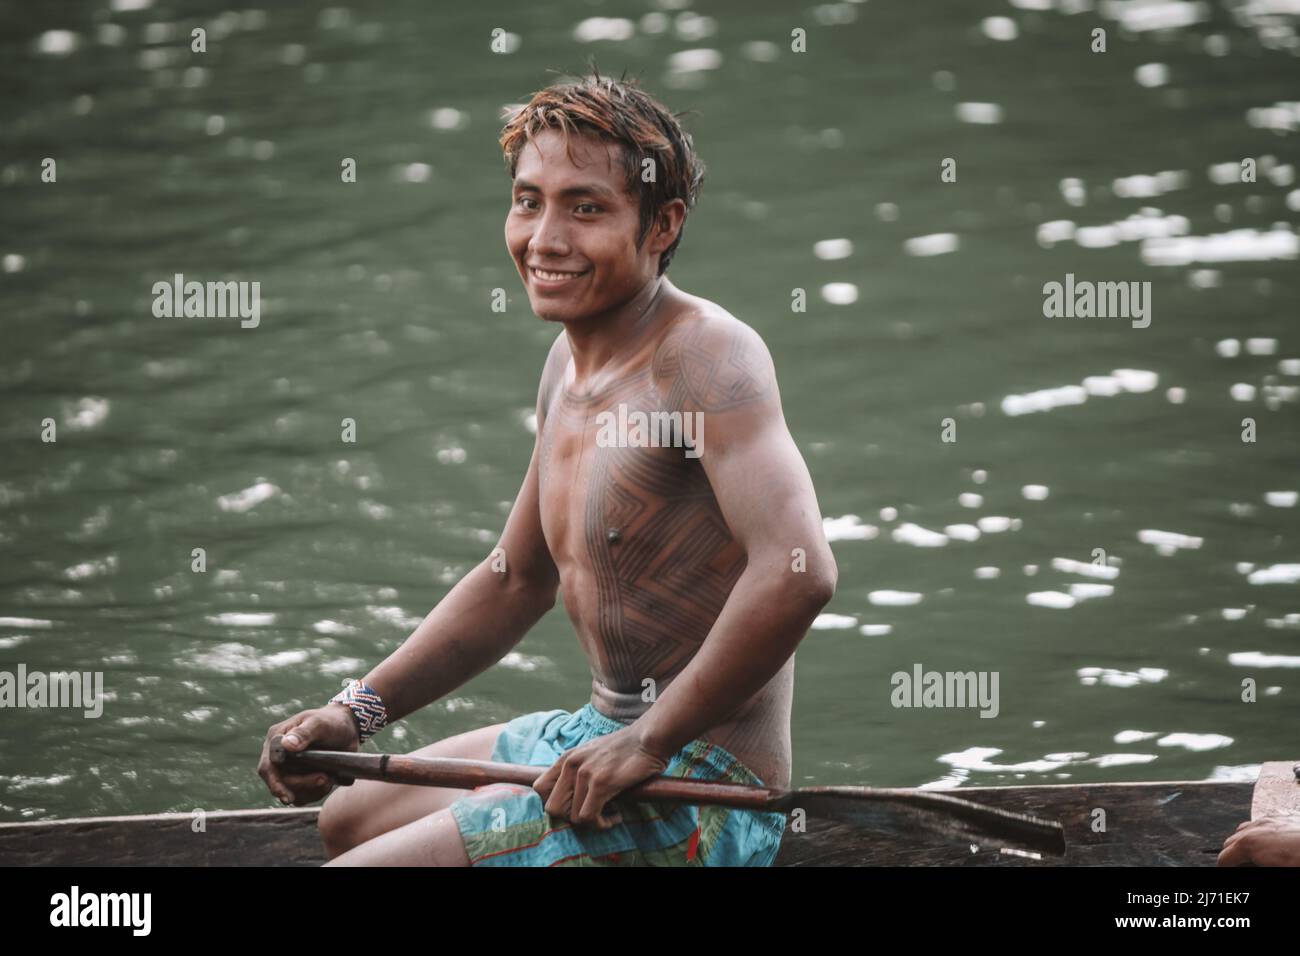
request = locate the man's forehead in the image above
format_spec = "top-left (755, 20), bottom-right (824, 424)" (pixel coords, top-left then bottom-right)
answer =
top-left (515, 129), bottom-right (626, 185)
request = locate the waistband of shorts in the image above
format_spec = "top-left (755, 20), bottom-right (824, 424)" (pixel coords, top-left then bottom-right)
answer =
top-left (575, 701), bottom-right (636, 735)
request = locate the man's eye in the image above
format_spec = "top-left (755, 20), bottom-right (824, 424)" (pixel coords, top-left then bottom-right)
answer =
top-left (515, 197), bottom-right (537, 210)
top-left (577, 203), bottom-right (601, 214)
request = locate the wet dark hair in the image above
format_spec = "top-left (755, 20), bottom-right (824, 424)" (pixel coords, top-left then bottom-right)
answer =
top-left (499, 67), bottom-right (706, 277)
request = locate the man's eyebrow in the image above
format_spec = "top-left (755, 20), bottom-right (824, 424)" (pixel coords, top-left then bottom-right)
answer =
top-left (512, 179), bottom-right (620, 202)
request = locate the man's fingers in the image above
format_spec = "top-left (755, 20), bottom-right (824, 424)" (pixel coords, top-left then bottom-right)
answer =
top-left (571, 765), bottom-right (623, 829)
top-left (544, 775), bottom-right (574, 819)
top-left (267, 780), bottom-right (291, 803)
top-left (533, 761), bottom-right (560, 799)
top-left (542, 758), bottom-right (577, 819)
top-left (258, 707), bottom-right (355, 807)
top-left (259, 746), bottom-right (290, 799)
top-left (262, 717), bottom-right (311, 789)
top-left (1217, 825), bottom-right (1258, 867)
top-left (1217, 835), bottom-right (1250, 867)
top-left (569, 765), bottom-right (590, 818)
top-left (276, 773), bottom-right (335, 806)
top-left (576, 784), bottom-right (620, 829)
top-left (280, 771), bottom-right (331, 789)
top-left (281, 715), bottom-right (321, 750)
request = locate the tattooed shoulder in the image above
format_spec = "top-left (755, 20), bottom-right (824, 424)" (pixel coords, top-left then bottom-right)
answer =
top-left (652, 313), bottom-right (777, 414)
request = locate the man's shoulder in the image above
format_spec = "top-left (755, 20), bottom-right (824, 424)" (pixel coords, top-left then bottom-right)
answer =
top-left (657, 292), bottom-right (775, 360)
top-left (652, 301), bottom-right (777, 413)
top-left (537, 331), bottom-right (572, 411)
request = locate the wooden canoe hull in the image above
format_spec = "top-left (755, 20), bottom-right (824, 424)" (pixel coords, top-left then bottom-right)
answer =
top-left (0, 778), bottom-right (1262, 866)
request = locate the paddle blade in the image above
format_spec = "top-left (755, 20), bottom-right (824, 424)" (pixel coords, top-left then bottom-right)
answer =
top-left (778, 787), bottom-right (1066, 857)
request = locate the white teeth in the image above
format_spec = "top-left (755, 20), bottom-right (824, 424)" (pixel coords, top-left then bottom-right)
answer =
top-left (532, 268), bottom-right (583, 281)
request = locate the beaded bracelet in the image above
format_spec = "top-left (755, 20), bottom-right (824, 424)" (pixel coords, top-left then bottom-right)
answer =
top-left (329, 679), bottom-right (388, 742)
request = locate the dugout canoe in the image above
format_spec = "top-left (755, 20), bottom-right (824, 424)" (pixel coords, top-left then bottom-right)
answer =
top-left (1, 762), bottom-right (1294, 867)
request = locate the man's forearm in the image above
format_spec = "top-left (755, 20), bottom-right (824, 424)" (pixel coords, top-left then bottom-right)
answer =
top-left (634, 558), bottom-right (833, 759)
top-left (359, 559), bottom-right (557, 724)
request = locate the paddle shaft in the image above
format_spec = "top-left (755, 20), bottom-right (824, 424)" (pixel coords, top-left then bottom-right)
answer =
top-left (270, 737), bottom-right (782, 811)
top-left (269, 735), bottom-right (1066, 856)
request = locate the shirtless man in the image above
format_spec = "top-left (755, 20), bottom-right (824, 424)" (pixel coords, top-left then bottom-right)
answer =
top-left (257, 73), bottom-right (837, 866)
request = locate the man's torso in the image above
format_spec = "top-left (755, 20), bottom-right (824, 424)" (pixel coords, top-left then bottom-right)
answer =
top-left (534, 293), bottom-right (793, 788)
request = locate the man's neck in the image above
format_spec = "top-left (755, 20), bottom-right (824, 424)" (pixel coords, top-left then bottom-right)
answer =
top-left (563, 275), bottom-right (677, 386)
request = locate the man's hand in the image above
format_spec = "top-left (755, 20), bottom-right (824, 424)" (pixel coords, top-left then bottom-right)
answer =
top-left (532, 728), bottom-right (670, 829)
top-left (1218, 814), bottom-right (1300, 866)
top-left (257, 704), bottom-right (359, 806)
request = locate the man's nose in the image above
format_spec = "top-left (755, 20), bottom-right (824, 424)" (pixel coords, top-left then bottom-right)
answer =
top-left (529, 208), bottom-right (572, 256)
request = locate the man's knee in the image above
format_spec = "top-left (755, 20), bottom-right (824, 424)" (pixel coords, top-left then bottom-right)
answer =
top-left (316, 721), bottom-right (506, 859)
top-left (318, 787), bottom-right (367, 859)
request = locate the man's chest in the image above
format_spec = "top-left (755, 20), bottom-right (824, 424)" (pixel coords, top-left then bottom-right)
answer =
top-left (536, 398), bottom-right (719, 570)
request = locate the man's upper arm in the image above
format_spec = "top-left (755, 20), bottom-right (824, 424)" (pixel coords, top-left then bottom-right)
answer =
top-left (655, 316), bottom-right (835, 596)
top-left (493, 333), bottom-right (568, 594)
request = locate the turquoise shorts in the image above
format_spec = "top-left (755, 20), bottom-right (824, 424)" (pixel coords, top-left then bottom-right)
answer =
top-left (448, 703), bottom-right (787, 866)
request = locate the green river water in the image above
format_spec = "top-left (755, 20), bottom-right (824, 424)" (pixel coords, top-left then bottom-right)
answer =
top-left (1, 0), bottom-right (1297, 822)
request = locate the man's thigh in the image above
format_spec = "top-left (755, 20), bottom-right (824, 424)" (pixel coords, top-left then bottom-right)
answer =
top-left (318, 721), bottom-right (505, 855)
top-left (324, 806), bottom-right (470, 866)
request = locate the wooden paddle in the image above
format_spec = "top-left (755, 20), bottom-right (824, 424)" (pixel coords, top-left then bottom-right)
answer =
top-left (270, 735), bottom-right (1066, 856)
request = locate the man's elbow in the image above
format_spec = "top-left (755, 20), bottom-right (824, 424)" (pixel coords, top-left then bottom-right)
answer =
top-left (537, 580), bottom-right (560, 613)
top-left (807, 555), bottom-right (837, 609)
top-left (783, 547), bottom-right (836, 610)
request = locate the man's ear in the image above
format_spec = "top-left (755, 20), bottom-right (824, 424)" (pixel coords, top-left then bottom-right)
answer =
top-left (655, 199), bottom-right (688, 251)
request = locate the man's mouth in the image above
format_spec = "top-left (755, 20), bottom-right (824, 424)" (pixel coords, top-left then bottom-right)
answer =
top-left (529, 266), bottom-right (590, 288)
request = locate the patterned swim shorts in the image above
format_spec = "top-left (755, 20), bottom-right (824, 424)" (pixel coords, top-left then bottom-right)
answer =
top-left (448, 703), bottom-right (787, 866)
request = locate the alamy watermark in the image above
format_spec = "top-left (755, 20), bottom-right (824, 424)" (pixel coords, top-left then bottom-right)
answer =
top-left (890, 663), bottom-right (999, 718)
top-left (1042, 273), bottom-right (1151, 328)
top-left (151, 273), bottom-right (261, 328)
top-left (0, 664), bottom-right (104, 718)
top-left (595, 403), bottom-right (704, 459)
top-left (50, 886), bottom-right (150, 935)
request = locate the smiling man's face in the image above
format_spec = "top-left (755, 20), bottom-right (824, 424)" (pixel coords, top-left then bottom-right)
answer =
top-left (506, 127), bottom-right (679, 324)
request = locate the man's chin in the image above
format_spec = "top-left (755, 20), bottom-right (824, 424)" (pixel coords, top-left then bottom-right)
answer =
top-left (530, 299), bottom-right (586, 324)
